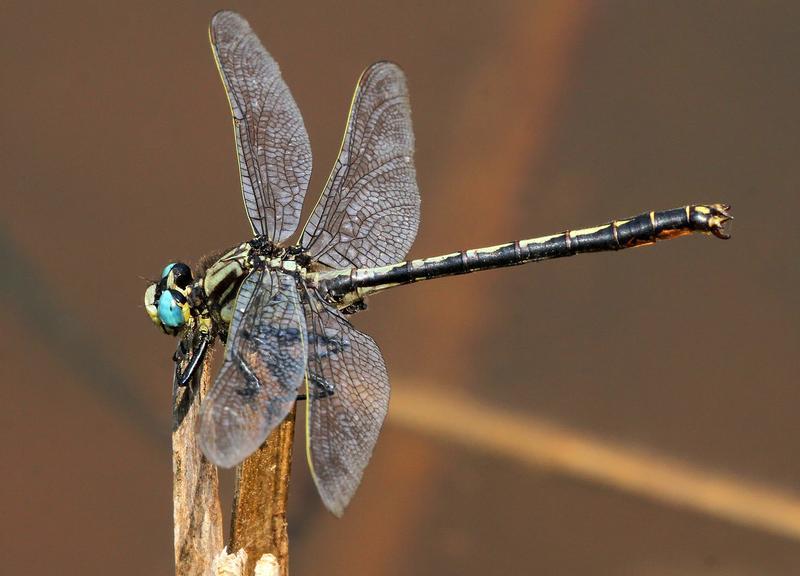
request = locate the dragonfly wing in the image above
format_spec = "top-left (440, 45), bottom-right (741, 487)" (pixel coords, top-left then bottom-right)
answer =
top-left (210, 11), bottom-right (312, 242)
top-left (301, 61), bottom-right (420, 268)
top-left (199, 268), bottom-right (307, 468)
top-left (302, 289), bottom-right (390, 516)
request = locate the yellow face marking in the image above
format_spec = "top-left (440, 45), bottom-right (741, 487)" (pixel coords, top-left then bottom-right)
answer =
top-left (144, 284), bottom-right (160, 325)
top-left (181, 302), bottom-right (192, 323)
top-left (695, 205), bottom-right (711, 214)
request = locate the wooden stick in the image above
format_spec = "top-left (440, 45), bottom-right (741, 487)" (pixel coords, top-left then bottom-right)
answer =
top-left (228, 405), bottom-right (297, 576)
top-left (172, 356), bottom-right (224, 575)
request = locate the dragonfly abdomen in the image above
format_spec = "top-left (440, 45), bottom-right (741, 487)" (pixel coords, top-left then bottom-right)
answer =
top-left (318, 204), bottom-right (731, 302)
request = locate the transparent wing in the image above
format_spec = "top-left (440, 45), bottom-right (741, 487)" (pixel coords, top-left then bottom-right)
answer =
top-left (301, 61), bottom-right (420, 269)
top-left (199, 269), bottom-right (307, 467)
top-left (210, 10), bottom-right (312, 242)
top-left (302, 288), bottom-right (390, 516)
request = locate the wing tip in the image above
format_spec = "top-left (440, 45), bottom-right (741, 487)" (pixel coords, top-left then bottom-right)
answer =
top-left (211, 9), bottom-right (241, 25)
top-left (197, 395), bottom-right (260, 469)
top-left (210, 10), bottom-right (251, 42)
top-left (361, 60), bottom-right (407, 84)
top-left (197, 414), bottom-right (249, 468)
top-left (198, 439), bottom-right (244, 469)
top-left (306, 446), bottom-right (354, 517)
top-left (319, 488), bottom-right (349, 518)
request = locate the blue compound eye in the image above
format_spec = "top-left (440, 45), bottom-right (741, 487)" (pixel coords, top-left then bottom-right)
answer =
top-left (161, 262), bottom-right (177, 279)
top-left (157, 289), bottom-right (187, 328)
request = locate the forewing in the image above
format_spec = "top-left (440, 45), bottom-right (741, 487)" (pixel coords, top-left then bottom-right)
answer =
top-left (199, 269), bottom-right (307, 468)
top-left (301, 62), bottom-right (419, 269)
top-left (303, 289), bottom-right (390, 516)
top-left (210, 11), bottom-right (312, 242)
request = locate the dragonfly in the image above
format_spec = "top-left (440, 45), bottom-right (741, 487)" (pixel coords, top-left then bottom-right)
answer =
top-left (144, 10), bottom-right (732, 517)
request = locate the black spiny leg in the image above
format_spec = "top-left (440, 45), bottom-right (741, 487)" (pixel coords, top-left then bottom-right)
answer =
top-left (174, 333), bottom-right (211, 388)
top-left (172, 332), bottom-right (210, 430)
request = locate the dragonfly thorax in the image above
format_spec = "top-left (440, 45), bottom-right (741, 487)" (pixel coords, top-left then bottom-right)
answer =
top-left (145, 238), bottom-right (321, 339)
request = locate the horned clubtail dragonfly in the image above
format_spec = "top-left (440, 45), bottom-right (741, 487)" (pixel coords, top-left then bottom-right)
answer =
top-left (144, 10), bottom-right (731, 516)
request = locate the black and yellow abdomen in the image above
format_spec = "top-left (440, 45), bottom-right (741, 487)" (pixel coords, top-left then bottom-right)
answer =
top-left (316, 204), bottom-right (732, 303)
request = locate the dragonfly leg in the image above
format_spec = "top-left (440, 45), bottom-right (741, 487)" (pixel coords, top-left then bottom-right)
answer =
top-left (340, 299), bottom-right (367, 315)
top-left (174, 333), bottom-right (210, 388)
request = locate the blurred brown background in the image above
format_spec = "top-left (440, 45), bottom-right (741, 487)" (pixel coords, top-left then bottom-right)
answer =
top-left (2, 1), bottom-right (798, 574)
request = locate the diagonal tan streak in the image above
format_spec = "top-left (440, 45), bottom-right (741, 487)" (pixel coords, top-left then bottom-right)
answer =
top-left (298, 4), bottom-right (594, 573)
top-left (389, 385), bottom-right (800, 541)
top-left (416, 0), bottom-right (593, 389)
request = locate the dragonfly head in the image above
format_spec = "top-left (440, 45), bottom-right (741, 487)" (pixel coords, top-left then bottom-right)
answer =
top-left (144, 262), bottom-right (194, 335)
